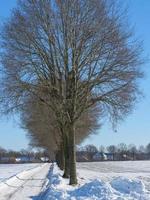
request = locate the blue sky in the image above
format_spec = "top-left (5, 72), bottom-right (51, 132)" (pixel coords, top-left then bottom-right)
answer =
top-left (0, 0), bottom-right (150, 150)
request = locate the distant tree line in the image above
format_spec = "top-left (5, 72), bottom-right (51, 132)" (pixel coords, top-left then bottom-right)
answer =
top-left (0, 147), bottom-right (49, 163)
top-left (1, 142), bottom-right (150, 164)
top-left (77, 143), bottom-right (150, 162)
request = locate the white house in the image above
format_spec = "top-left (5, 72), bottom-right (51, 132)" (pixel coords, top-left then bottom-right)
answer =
top-left (93, 152), bottom-right (107, 161)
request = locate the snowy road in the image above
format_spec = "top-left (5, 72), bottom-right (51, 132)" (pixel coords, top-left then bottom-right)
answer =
top-left (0, 163), bottom-right (50, 200)
top-left (0, 163), bottom-right (43, 183)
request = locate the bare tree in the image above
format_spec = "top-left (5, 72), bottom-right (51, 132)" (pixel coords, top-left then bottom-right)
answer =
top-left (138, 145), bottom-right (145, 153)
top-left (0, 147), bottom-right (7, 161)
top-left (146, 143), bottom-right (150, 158)
top-left (117, 143), bottom-right (128, 160)
top-left (99, 145), bottom-right (105, 153)
top-left (107, 145), bottom-right (117, 160)
top-left (21, 94), bottom-right (100, 177)
top-left (84, 144), bottom-right (98, 153)
top-left (128, 144), bottom-right (137, 160)
top-left (84, 144), bottom-right (98, 160)
top-left (0, 0), bottom-right (143, 184)
top-left (118, 143), bottom-right (127, 153)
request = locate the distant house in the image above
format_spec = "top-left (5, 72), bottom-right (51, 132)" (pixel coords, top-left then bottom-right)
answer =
top-left (77, 151), bottom-right (114, 162)
top-left (93, 152), bottom-right (114, 161)
top-left (105, 153), bottom-right (113, 161)
top-left (93, 152), bottom-right (107, 161)
top-left (15, 156), bottom-right (36, 163)
top-left (0, 157), bottom-right (16, 163)
top-left (1, 157), bottom-right (10, 162)
top-left (40, 157), bottom-right (49, 162)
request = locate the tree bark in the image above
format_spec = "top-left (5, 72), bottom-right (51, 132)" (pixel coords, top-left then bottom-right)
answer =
top-left (60, 144), bottom-right (65, 170)
top-left (69, 123), bottom-right (77, 185)
top-left (63, 134), bottom-right (70, 178)
top-left (56, 144), bottom-right (65, 170)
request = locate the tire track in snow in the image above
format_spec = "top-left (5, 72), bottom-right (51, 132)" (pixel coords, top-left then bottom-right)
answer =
top-left (0, 164), bottom-right (43, 184)
top-left (0, 164), bottom-right (49, 200)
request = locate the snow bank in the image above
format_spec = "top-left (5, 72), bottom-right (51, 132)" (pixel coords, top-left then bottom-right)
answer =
top-left (110, 177), bottom-right (149, 200)
top-left (111, 177), bottom-right (145, 194)
top-left (44, 164), bottom-right (150, 200)
top-left (69, 180), bottom-right (114, 200)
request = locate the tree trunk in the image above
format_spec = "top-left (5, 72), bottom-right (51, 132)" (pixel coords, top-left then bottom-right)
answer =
top-left (63, 134), bottom-right (70, 178)
top-left (69, 123), bottom-right (77, 185)
top-left (60, 144), bottom-right (65, 170)
top-left (56, 144), bottom-right (65, 170)
top-left (55, 151), bottom-right (59, 166)
top-left (132, 152), bottom-right (135, 160)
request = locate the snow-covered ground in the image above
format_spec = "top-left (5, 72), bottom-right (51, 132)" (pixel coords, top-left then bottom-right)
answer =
top-left (77, 161), bottom-right (150, 199)
top-left (0, 163), bottom-right (49, 200)
top-left (77, 161), bottom-right (150, 191)
top-left (0, 163), bottom-right (42, 183)
top-left (44, 161), bottom-right (150, 200)
top-left (0, 161), bottom-right (150, 199)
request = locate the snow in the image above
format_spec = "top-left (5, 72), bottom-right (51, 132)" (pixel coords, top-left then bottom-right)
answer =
top-left (77, 161), bottom-right (150, 191)
top-left (0, 161), bottom-right (150, 199)
top-left (0, 163), bottom-right (49, 200)
top-left (0, 163), bottom-right (41, 182)
top-left (111, 177), bottom-right (145, 194)
top-left (42, 162), bottom-right (150, 200)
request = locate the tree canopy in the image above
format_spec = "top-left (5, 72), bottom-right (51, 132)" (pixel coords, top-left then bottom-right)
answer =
top-left (0, 0), bottom-right (143, 185)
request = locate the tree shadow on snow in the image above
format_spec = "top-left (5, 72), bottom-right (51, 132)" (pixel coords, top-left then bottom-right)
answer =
top-left (29, 163), bottom-right (54, 200)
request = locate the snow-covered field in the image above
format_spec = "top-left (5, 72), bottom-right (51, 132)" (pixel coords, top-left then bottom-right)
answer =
top-left (77, 161), bottom-right (150, 191)
top-left (77, 161), bottom-right (150, 199)
top-left (0, 161), bottom-right (150, 199)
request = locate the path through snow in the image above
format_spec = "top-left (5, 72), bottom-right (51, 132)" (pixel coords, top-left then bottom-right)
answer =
top-left (0, 163), bottom-right (50, 200)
